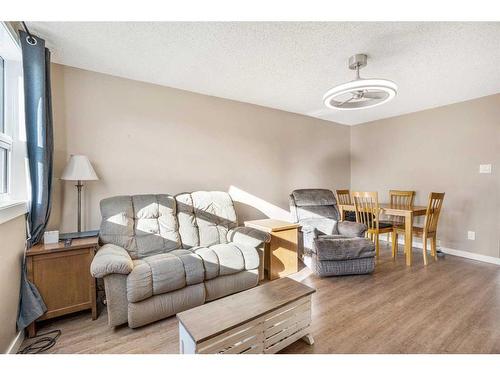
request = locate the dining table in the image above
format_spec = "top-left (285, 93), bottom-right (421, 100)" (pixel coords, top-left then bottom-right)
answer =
top-left (338, 203), bottom-right (428, 266)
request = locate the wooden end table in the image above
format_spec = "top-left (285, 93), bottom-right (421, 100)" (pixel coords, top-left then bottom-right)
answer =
top-left (177, 277), bottom-right (315, 354)
top-left (244, 219), bottom-right (300, 280)
top-left (26, 236), bottom-right (99, 337)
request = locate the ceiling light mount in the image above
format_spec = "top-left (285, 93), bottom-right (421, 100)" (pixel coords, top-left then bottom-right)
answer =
top-left (348, 53), bottom-right (367, 72)
top-left (323, 54), bottom-right (397, 111)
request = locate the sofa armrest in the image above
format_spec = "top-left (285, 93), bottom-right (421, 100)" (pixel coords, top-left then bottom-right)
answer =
top-left (337, 221), bottom-right (367, 238)
top-left (91, 244), bottom-right (134, 278)
top-left (298, 224), bottom-right (320, 255)
top-left (227, 227), bottom-right (271, 248)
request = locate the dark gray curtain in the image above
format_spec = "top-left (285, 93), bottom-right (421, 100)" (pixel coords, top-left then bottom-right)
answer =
top-left (20, 30), bottom-right (53, 247)
top-left (17, 30), bottom-right (52, 330)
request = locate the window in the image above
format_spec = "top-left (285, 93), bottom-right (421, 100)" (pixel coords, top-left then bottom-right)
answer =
top-left (0, 56), bottom-right (3, 132)
top-left (0, 55), bottom-right (11, 195)
top-left (0, 22), bottom-right (26, 208)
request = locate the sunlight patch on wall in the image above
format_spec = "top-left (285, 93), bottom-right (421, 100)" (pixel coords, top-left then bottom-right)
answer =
top-left (228, 185), bottom-right (290, 221)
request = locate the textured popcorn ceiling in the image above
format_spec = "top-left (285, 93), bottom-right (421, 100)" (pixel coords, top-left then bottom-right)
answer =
top-left (28, 22), bottom-right (500, 125)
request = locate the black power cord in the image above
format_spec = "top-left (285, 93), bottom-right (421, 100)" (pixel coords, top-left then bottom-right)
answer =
top-left (17, 329), bottom-right (62, 354)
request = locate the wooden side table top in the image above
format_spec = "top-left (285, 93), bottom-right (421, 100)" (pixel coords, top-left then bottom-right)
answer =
top-left (27, 237), bottom-right (99, 256)
top-left (177, 277), bottom-right (315, 344)
top-left (244, 219), bottom-right (300, 233)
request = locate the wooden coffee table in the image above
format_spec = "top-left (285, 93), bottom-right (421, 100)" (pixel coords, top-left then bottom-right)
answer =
top-left (177, 277), bottom-right (315, 354)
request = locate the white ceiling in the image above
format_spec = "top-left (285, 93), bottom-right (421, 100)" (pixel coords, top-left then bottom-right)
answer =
top-left (28, 22), bottom-right (500, 125)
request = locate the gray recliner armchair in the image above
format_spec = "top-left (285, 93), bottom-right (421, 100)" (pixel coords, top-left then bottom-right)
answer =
top-left (289, 189), bottom-right (375, 277)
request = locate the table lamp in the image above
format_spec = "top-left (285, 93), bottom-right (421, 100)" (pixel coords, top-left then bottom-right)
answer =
top-left (61, 155), bottom-right (99, 234)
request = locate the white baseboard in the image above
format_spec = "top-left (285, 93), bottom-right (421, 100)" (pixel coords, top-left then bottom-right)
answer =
top-left (439, 247), bottom-right (500, 266)
top-left (380, 235), bottom-right (500, 266)
top-left (5, 330), bottom-right (24, 354)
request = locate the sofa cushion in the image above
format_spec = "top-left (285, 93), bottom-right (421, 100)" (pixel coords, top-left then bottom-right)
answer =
top-left (100, 194), bottom-right (181, 259)
top-left (207, 243), bottom-right (244, 275)
top-left (337, 221), bottom-right (367, 238)
top-left (193, 242), bottom-right (259, 280)
top-left (291, 189), bottom-right (337, 207)
top-left (100, 195), bottom-right (135, 252)
top-left (127, 251), bottom-right (204, 303)
top-left (296, 205), bottom-right (339, 222)
top-left (175, 191), bottom-right (238, 248)
top-left (175, 192), bottom-right (200, 249)
top-left (300, 217), bottom-right (338, 235)
top-left (290, 189), bottom-right (339, 222)
top-left (314, 237), bottom-right (375, 261)
top-left (126, 242), bottom-right (259, 303)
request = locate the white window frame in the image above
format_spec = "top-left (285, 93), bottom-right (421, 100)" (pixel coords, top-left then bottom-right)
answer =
top-left (0, 136), bottom-right (12, 198)
top-left (0, 55), bottom-right (12, 199)
top-left (0, 22), bottom-right (28, 224)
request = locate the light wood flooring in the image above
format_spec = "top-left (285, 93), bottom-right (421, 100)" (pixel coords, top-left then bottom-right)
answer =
top-left (20, 244), bottom-right (500, 354)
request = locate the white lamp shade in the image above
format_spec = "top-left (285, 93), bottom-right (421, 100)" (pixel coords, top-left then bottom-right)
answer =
top-left (61, 155), bottom-right (99, 181)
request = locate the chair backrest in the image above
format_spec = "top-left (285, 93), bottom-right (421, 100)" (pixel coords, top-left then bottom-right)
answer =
top-left (389, 190), bottom-right (415, 224)
top-left (289, 189), bottom-right (339, 223)
top-left (99, 194), bottom-right (181, 259)
top-left (352, 191), bottom-right (379, 231)
top-left (99, 191), bottom-right (238, 259)
top-left (335, 189), bottom-right (352, 205)
top-left (389, 190), bottom-right (415, 207)
top-left (175, 191), bottom-right (238, 249)
top-left (423, 192), bottom-right (445, 235)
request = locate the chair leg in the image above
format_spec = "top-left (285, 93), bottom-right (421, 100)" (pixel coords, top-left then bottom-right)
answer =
top-left (375, 233), bottom-right (380, 258)
top-left (401, 232), bottom-right (405, 254)
top-left (431, 236), bottom-right (437, 261)
top-left (391, 230), bottom-right (397, 259)
top-left (422, 235), bottom-right (428, 266)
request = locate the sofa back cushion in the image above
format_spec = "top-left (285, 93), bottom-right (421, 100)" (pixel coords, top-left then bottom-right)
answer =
top-left (100, 194), bottom-right (181, 259)
top-left (175, 191), bottom-right (238, 248)
top-left (289, 189), bottom-right (339, 223)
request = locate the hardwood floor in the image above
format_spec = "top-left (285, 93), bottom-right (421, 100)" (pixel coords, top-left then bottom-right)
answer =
top-left (20, 244), bottom-right (500, 354)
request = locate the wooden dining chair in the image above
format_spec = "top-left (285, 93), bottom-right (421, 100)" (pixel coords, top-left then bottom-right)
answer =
top-left (389, 190), bottom-right (415, 212)
top-left (335, 189), bottom-right (352, 205)
top-left (351, 191), bottom-right (393, 258)
top-left (384, 190), bottom-right (415, 245)
top-left (335, 189), bottom-right (356, 221)
top-left (392, 192), bottom-right (445, 265)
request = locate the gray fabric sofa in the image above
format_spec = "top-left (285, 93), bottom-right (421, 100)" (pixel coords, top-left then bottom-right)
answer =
top-left (90, 191), bottom-right (270, 328)
top-left (289, 189), bottom-right (375, 277)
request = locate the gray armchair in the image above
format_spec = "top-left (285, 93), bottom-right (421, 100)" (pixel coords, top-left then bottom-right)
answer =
top-left (289, 189), bottom-right (375, 277)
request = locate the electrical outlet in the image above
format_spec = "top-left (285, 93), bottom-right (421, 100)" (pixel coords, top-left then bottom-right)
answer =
top-left (479, 164), bottom-right (492, 174)
top-left (467, 231), bottom-right (476, 240)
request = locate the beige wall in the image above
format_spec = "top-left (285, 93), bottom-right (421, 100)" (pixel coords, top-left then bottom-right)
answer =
top-left (351, 94), bottom-right (500, 258)
top-left (48, 64), bottom-right (351, 232)
top-left (48, 64), bottom-right (499, 259)
top-left (0, 215), bottom-right (26, 353)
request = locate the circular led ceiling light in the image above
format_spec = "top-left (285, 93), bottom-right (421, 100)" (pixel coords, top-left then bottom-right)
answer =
top-left (323, 54), bottom-right (398, 110)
